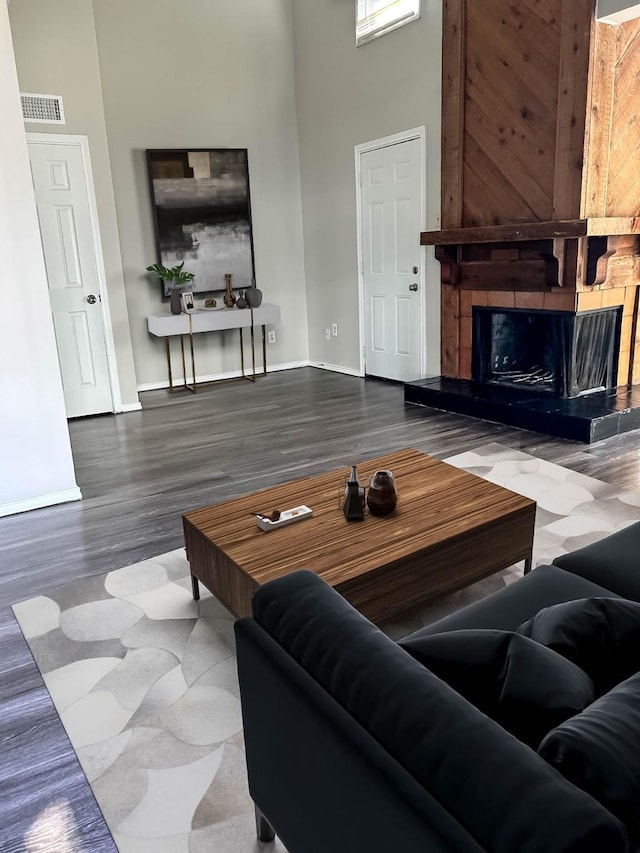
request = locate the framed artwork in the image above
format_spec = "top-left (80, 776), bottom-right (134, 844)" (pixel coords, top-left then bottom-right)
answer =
top-left (146, 148), bottom-right (255, 296)
top-left (181, 291), bottom-right (195, 313)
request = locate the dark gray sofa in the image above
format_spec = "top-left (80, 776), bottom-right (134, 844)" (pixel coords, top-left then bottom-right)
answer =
top-left (235, 522), bottom-right (640, 853)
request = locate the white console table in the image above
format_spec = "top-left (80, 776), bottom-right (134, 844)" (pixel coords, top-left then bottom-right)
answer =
top-left (147, 303), bottom-right (281, 392)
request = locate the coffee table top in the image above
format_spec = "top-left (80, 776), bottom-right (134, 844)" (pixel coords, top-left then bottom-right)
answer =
top-left (182, 448), bottom-right (535, 589)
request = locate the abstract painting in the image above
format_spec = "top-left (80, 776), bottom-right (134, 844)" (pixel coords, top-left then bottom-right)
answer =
top-left (146, 149), bottom-right (255, 295)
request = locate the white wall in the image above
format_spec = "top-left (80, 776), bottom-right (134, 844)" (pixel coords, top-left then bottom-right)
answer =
top-left (597, 0), bottom-right (640, 22)
top-left (0, 2), bottom-right (80, 517)
top-left (92, 0), bottom-right (308, 387)
top-left (9, 0), bottom-right (140, 408)
top-left (292, 0), bottom-right (442, 374)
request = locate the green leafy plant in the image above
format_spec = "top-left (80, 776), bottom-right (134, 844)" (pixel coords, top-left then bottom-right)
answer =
top-left (145, 261), bottom-right (195, 288)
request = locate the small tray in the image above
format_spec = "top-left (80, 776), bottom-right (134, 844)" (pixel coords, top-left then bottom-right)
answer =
top-left (256, 505), bottom-right (313, 531)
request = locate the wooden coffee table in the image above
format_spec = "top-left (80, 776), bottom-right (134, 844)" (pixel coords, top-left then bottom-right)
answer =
top-left (182, 448), bottom-right (536, 623)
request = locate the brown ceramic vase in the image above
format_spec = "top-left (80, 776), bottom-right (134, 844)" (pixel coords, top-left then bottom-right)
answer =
top-left (366, 470), bottom-right (397, 516)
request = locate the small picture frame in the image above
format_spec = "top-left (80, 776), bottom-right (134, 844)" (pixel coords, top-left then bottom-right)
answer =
top-left (181, 291), bottom-right (195, 313)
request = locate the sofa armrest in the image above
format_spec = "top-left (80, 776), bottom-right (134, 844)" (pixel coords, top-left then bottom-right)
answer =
top-left (411, 564), bottom-right (621, 637)
top-left (552, 521), bottom-right (640, 602)
top-left (235, 618), bottom-right (483, 853)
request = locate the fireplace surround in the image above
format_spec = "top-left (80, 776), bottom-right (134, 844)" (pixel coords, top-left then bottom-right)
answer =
top-left (408, 1), bottom-right (640, 442)
top-left (472, 307), bottom-right (622, 399)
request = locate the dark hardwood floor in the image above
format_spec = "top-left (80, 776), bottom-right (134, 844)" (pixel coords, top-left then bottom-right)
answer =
top-left (2, 366), bottom-right (640, 851)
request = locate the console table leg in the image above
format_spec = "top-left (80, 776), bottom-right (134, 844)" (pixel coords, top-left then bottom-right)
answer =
top-left (239, 328), bottom-right (246, 379)
top-left (255, 805), bottom-right (275, 843)
top-left (191, 573), bottom-right (200, 600)
top-left (165, 339), bottom-right (174, 392)
top-left (262, 325), bottom-right (267, 375)
top-left (188, 329), bottom-right (196, 392)
top-left (524, 556), bottom-right (532, 575)
top-left (250, 321), bottom-right (256, 379)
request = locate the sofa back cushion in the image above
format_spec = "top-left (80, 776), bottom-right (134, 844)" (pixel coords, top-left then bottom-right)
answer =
top-left (399, 629), bottom-right (594, 747)
top-left (253, 570), bottom-right (629, 853)
top-left (539, 671), bottom-right (640, 848)
top-left (517, 597), bottom-right (640, 695)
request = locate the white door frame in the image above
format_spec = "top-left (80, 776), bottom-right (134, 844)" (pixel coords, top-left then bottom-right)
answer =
top-left (26, 132), bottom-right (122, 413)
top-left (355, 126), bottom-right (427, 379)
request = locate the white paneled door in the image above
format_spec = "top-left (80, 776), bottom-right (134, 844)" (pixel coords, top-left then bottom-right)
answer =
top-left (28, 139), bottom-right (113, 418)
top-left (361, 137), bottom-right (423, 381)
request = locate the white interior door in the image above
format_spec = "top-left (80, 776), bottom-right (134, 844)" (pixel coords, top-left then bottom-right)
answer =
top-left (28, 139), bottom-right (113, 418)
top-left (361, 137), bottom-right (423, 381)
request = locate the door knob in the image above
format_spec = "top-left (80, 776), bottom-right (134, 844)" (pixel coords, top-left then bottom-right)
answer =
top-left (86, 294), bottom-right (97, 304)
top-left (409, 283), bottom-right (418, 292)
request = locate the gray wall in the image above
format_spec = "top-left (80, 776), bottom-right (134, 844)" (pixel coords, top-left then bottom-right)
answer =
top-left (9, 0), bottom-right (140, 407)
top-left (92, 0), bottom-right (308, 387)
top-left (9, 0), bottom-right (443, 391)
top-left (292, 0), bottom-right (443, 373)
top-left (598, 0), bottom-right (640, 21)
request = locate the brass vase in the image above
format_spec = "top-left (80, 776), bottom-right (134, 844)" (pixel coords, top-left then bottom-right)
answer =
top-left (223, 273), bottom-right (236, 308)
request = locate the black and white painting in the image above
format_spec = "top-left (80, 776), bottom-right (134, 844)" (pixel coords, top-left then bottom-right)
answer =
top-left (146, 149), bottom-right (255, 296)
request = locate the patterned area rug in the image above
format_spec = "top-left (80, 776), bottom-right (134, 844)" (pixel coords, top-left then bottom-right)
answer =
top-left (12, 443), bottom-right (640, 852)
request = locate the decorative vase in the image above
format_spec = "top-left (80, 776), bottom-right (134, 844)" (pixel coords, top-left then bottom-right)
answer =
top-left (169, 289), bottom-right (182, 315)
top-left (342, 465), bottom-right (365, 521)
top-left (236, 290), bottom-right (248, 309)
top-left (223, 273), bottom-right (236, 308)
top-left (366, 470), bottom-right (397, 516)
top-left (245, 281), bottom-right (263, 308)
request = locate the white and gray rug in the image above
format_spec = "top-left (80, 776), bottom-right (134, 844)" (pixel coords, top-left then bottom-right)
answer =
top-left (12, 443), bottom-right (640, 852)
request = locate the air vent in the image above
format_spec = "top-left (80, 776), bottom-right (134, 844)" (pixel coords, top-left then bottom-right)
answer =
top-left (20, 93), bottom-right (65, 124)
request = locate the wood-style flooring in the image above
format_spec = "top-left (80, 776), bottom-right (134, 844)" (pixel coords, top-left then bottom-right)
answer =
top-left (2, 366), bottom-right (640, 851)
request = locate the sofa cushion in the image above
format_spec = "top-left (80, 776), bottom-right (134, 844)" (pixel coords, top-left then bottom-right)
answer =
top-left (399, 629), bottom-right (595, 747)
top-left (539, 671), bottom-right (640, 848)
top-left (517, 597), bottom-right (640, 695)
top-left (252, 570), bottom-right (629, 853)
top-left (411, 563), bottom-right (621, 637)
top-left (553, 521), bottom-right (640, 603)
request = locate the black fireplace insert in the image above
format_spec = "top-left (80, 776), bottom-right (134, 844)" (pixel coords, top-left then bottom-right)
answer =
top-left (472, 306), bottom-right (622, 398)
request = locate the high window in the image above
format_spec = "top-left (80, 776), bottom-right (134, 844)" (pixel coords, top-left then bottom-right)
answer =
top-left (356, 0), bottom-right (421, 46)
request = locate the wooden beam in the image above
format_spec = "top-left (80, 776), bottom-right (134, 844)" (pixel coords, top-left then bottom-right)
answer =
top-left (580, 20), bottom-right (616, 218)
top-left (441, 0), bottom-right (466, 229)
top-left (586, 217), bottom-right (640, 235)
top-left (421, 217), bottom-right (640, 246)
top-left (421, 220), bottom-right (588, 244)
top-left (552, 0), bottom-right (593, 219)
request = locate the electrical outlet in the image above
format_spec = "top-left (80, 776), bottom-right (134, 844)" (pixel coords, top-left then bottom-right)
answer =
top-left (332, 323), bottom-right (338, 337)
top-left (325, 328), bottom-right (331, 340)
top-left (268, 330), bottom-right (276, 344)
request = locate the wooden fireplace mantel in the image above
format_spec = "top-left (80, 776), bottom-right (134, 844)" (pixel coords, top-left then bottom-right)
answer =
top-left (420, 218), bottom-right (640, 246)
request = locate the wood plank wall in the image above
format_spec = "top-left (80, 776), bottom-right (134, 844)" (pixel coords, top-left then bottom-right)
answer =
top-left (439, 0), bottom-right (640, 387)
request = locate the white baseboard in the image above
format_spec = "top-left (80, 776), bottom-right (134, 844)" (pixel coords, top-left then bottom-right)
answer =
top-left (308, 360), bottom-right (363, 377)
top-left (0, 486), bottom-right (82, 518)
top-left (136, 360), bottom-right (310, 392)
top-left (118, 401), bottom-right (143, 413)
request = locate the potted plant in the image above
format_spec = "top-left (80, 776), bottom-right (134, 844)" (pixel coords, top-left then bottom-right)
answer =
top-left (146, 261), bottom-right (195, 314)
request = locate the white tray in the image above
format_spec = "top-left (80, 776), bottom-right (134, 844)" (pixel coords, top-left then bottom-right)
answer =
top-left (256, 505), bottom-right (313, 531)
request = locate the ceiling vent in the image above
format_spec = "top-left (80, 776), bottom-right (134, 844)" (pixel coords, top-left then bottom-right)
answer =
top-left (20, 93), bottom-right (65, 124)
